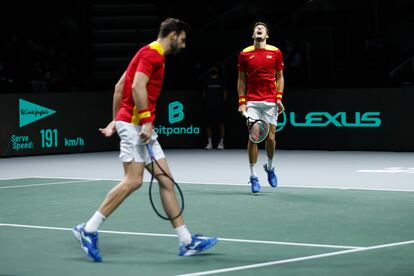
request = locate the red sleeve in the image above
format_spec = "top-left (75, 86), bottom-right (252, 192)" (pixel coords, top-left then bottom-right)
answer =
top-left (238, 52), bottom-right (246, 73)
top-left (136, 55), bottom-right (155, 78)
top-left (275, 50), bottom-right (285, 72)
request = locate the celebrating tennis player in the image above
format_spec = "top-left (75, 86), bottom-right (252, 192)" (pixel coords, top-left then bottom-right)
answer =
top-left (72, 18), bottom-right (217, 262)
top-left (237, 22), bottom-right (285, 193)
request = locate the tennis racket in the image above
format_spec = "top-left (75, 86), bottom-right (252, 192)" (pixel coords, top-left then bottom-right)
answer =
top-left (146, 143), bottom-right (184, 221)
top-left (242, 111), bottom-right (270, 144)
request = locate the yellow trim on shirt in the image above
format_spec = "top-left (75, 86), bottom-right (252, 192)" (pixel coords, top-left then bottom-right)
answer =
top-left (243, 44), bottom-right (279, 52)
top-left (242, 46), bottom-right (255, 52)
top-left (149, 41), bottom-right (165, 56)
top-left (265, 44), bottom-right (278, 51)
top-left (131, 107), bottom-right (139, 125)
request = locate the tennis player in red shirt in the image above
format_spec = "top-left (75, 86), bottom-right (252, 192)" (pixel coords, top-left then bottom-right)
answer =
top-left (72, 18), bottom-right (217, 262)
top-left (237, 22), bottom-right (285, 193)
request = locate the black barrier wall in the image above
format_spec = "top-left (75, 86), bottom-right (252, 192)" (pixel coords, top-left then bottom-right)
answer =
top-left (275, 88), bottom-right (414, 151)
top-left (1, 88), bottom-right (413, 157)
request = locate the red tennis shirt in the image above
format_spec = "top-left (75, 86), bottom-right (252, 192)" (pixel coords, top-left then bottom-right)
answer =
top-left (116, 41), bottom-right (165, 125)
top-left (238, 45), bottom-right (284, 103)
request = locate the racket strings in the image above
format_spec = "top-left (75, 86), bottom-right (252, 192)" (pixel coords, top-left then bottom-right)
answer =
top-left (249, 120), bottom-right (269, 143)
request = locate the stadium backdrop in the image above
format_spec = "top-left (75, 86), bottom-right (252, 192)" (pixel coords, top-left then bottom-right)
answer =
top-left (1, 88), bottom-right (413, 157)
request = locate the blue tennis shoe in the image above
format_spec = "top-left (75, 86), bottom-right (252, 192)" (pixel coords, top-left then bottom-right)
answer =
top-left (72, 223), bottom-right (102, 262)
top-left (178, 234), bottom-right (218, 256)
top-left (249, 176), bottom-right (261, 193)
top-left (263, 164), bottom-right (278, 187)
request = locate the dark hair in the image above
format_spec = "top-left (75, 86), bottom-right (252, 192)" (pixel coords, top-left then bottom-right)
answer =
top-left (253, 21), bottom-right (269, 36)
top-left (158, 18), bottom-right (190, 38)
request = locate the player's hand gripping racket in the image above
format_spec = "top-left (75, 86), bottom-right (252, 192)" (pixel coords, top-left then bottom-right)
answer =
top-left (145, 143), bottom-right (184, 221)
top-left (242, 111), bottom-right (270, 143)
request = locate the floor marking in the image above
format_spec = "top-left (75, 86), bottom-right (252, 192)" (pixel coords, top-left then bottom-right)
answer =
top-left (0, 223), bottom-right (360, 249)
top-left (0, 180), bottom-right (99, 189)
top-left (1, 176), bottom-right (413, 192)
top-left (177, 240), bottom-right (414, 276)
top-left (356, 167), bottom-right (414, 174)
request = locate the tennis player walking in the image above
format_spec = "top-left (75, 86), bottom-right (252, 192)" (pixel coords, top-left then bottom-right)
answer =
top-left (72, 18), bottom-right (217, 262)
top-left (237, 22), bottom-right (285, 193)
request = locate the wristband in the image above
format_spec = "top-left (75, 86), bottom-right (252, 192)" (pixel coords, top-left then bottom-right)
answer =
top-left (276, 91), bottom-right (283, 101)
top-left (238, 96), bottom-right (246, 106)
top-left (138, 108), bottom-right (152, 124)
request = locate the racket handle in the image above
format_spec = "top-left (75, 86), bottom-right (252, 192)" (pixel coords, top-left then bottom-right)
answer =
top-left (145, 143), bottom-right (155, 159)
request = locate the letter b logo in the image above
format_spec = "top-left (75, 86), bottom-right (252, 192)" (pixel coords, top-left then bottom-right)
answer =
top-left (168, 101), bottom-right (184, 124)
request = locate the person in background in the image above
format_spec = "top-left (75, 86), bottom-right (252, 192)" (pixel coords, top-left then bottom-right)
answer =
top-left (203, 65), bottom-right (227, 150)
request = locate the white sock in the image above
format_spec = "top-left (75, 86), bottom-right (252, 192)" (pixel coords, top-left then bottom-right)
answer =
top-left (219, 138), bottom-right (224, 144)
top-left (267, 158), bottom-right (273, 170)
top-left (175, 225), bottom-right (192, 245)
top-left (84, 211), bottom-right (106, 233)
top-left (250, 164), bottom-right (257, 177)
top-left (207, 138), bottom-right (212, 145)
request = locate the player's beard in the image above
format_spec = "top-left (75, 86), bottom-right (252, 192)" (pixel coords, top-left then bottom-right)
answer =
top-left (170, 38), bottom-right (180, 56)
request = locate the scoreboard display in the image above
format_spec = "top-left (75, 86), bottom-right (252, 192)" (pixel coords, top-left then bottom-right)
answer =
top-left (0, 93), bottom-right (118, 157)
top-left (0, 90), bottom-right (206, 157)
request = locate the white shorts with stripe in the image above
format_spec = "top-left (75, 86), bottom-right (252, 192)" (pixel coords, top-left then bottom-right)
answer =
top-left (115, 121), bottom-right (165, 165)
top-left (246, 101), bottom-right (279, 126)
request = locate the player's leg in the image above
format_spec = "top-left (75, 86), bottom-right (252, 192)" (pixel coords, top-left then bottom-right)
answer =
top-left (247, 139), bottom-right (261, 193)
top-left (265, 124), bottom-right (276, 162)
top-left (145, 143), bottom-right (218, 256)
top-left (73, 121), bottom-right (146, 262)
top-left (263, 106), bottom-right (278, 187)
top-left (94, 121), bottom-right (146, 221)
top-left (246, 104), bottom-right (261, 193)
top-left (72, 162), bottom-right (145, 262)
top-left (98, 161), bottom-right (145, 217)
top-left (145, 157), bottom-right (184, 228)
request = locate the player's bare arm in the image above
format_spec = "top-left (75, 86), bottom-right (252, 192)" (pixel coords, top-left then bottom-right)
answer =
top-left (132, 71), bottom-right (152, 144)
top-left (276, 70), bottom-right (285, 114)
top-left (237, 71), bottom-right (247, 115)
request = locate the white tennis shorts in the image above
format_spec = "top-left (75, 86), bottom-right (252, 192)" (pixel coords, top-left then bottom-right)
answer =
top-left (115, 121), bottom-right (165, 165)
top-left (246, 101), bottom-right (279, 126)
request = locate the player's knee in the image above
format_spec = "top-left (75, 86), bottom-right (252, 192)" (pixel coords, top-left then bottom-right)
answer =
top-left (123, 179), bottom-right (142, 191)
top-left (158, 178), bottom-right (174, 191)
top-left (266, 133), bottom-right (276, 143)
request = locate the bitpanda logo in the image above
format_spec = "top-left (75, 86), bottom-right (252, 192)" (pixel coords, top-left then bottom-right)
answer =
top-left (154, 101), bottom-right (200, 136)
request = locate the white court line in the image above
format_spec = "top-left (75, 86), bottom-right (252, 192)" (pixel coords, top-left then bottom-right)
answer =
top-left (1, 175), bottom-right (414, 192)
top-left (0, 176), bottom-right (42, 181)
top-left (0, 179), bottom-right (100, 189)
top-left (177, 240), bottom-right (414, 276)
top-left (215, 237), bottom-right (360, 250)
top-left (182, 182), bottom-right (414, 193)
top-left (0, 223), bottom-right (360, 250)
